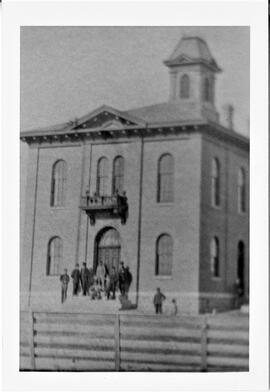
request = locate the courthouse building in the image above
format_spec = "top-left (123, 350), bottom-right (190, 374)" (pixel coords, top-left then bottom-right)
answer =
top-left (21, 36), bottom-right (249, 313)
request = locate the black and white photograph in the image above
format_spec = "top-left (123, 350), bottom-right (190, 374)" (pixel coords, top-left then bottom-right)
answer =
top-left (20, 25), bottom-right (250, 372)
top-left (1, 1), bottom-right (268, 391)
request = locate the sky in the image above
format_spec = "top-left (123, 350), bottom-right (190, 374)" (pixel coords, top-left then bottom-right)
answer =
top-left (20, 26), bottom-right (249, 218)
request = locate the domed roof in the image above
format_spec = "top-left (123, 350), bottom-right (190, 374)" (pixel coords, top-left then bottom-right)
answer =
top-left (164, 36), bottom-right (221, 72)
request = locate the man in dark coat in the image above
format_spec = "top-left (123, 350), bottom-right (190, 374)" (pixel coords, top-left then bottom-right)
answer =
top-left (71, 263), bottom-right (81, 296)
top-left (80, 262), bottom-right (90, 296)
top-left (109, 266), bottom-right (118, 300)
top-left (153, 287), bottom-right (166, 314)
top-left (118, 261), bottom-right (126, 296)
top-left (60, 269), bottom-right (70, 304)
top-left (124, 266), bottom-right (132, 296)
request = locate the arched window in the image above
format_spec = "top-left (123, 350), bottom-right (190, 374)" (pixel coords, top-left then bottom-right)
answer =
top-left (203, 77), bottom-right (211, 102)
top-left (112, 156), bottom-right (124, 194)
top-left (210, 237), bottom-right (220, 277)
top-left (238, 168), bottom-right (246, 213)
top-left (157, 154), bottom-right (174, 203)
top-left (47, 237), bottom-right (63, 276)
top-left (211, 158), bottom-right (220, 207)
top-left (50, 160), bottom-right (67, 207)
top-left (97, 157), bottom-right (109, 196)
top-left (180, 74), bottom-right (190, 99)
top-left (156, 234), bottom-right (173, 276)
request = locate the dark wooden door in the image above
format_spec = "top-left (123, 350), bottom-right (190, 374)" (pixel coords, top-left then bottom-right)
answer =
top-left (98, 246), bottom-right (120, 275)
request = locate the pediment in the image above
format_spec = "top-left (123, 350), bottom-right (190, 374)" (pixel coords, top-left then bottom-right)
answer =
top-left (72, 105), bottom-right (145, 131)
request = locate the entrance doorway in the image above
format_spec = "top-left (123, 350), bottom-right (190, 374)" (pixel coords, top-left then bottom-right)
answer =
top-left (237, 241), bottom-right (245, 295)
top-left (95, 227), bottom-right (121, 275)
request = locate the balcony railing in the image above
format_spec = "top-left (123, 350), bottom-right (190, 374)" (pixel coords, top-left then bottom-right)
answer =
top-left (80, 193), bottom-right (128, 225)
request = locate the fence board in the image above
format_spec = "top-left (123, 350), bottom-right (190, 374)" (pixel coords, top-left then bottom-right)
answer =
top-left (35, 357), bottom-right (115, 371)
top-left (208, 329), bottom-right (249, 342)
top-left (208, 343), bottom-right (249, 356)
top-left (207, 356), bottom-right (249, 368)
top-left (120, 326), bottom-right (201, 339)
top-left (121, 339), bottom-right (201, 353)
top-left (34, 347), bottom-right (114, 360)
top-left (34, 334), bottom-right (115, 348)
top-left (121, 362), bottom-right (201, 372)
top-left (34, 323), bottom-right (114, 336)
top-left (121, 352), bottom-right (201, 365)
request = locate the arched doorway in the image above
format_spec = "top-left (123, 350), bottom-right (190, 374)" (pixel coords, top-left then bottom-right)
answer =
top-left (94, 227), bottom-right (121, 275)
top-left (237, 241), bottom-right (245, 296)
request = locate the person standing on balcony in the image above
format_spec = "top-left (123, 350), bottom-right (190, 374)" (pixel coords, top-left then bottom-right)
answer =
top-left (60, 269), bottom-right (70, 304)
top-left (80, 262), bottom-right (90, 296)
top-left (96, 260), bottom-right (106, 291)
top-left (71, 263), bottom-right (81, 296)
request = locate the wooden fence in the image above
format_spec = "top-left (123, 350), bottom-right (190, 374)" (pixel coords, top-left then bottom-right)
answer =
top-left (20, 311), bottom-right (249, 372)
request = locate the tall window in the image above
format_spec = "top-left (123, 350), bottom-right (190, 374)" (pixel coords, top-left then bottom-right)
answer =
top-left (238, 168), bottom-right (246, 213)
top-left (47, 237), bottom-right (62, 276)
top-left (156, 234), bottom-right (173, 276)
top-left (211, 158), bottom-right (220, 207)
top-left (180, 74), bottom-right (190, 99)
top-left (97, 157), bottom-right (109, 196)
top-left (50, 160), bottom-right (67, 207)
top-left (157, 154), bottom-right (174, 203)
top-left (112, 156), bottom-right (124, 194)
top-left (210, 237), bottom-right (220, 278)
top-left (203, 77), bottom-right (211, 102)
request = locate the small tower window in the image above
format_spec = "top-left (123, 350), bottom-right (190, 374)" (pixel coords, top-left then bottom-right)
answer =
top-left (180, 74), bottom-right (190, 99)
top-left (203, 77), bottom-right (211, 102)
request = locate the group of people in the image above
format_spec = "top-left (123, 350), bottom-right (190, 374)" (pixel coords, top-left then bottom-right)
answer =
top-left (153, 288), bottom-right (178, 316)
top-left (59, 260), bottom-right (133, 304)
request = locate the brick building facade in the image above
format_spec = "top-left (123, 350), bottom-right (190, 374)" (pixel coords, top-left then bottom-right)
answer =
top-left (20, 36), bottom-right (249, 313)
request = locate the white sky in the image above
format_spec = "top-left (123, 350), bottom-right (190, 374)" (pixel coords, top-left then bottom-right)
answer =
top-left (20, 27), bottom-right (249, 220)
top-left (21, 26), bottom-right (249, 134)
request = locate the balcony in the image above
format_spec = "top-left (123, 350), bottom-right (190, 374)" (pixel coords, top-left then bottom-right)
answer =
top-left (80, 193), bottom-right (128, 225)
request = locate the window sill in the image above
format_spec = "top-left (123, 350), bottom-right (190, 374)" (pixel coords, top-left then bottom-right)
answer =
top-left (50, 206), bottom-right (66, 210)
top-left (211, 277), bottom-right (222, 281)
top-left (154, 275), bottom-right (173, 280)
top-left (211, 204), bottom-right (221, 210)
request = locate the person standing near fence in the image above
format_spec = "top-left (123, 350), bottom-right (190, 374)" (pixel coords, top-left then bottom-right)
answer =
top-left (153, 288), bottom-right (166, 314)
top-left (118, 261), bottom-right (126, 296)
top-left (60, 268), bottom-right (70, 304)
top-left (71, 263), bottom-right (81, 296)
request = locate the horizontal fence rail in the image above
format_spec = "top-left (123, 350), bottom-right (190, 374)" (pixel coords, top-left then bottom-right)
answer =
top-left (20, 311), bottom-right (249, 372)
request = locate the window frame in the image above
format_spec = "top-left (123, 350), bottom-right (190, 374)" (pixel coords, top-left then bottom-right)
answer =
top-left (210, 236), bottom-right (220, 279)
top-left (211, 157), bottom-right (221, 208)
top-left (47, 236), bottom-right (63, 276)
top-left (157, 153), bottom-right (174, 203)
top-left (96, 156), bottom-right (109, 196)
top-left (237, 167), bottom-right (246, 213)
top-left (50, 160), bottom-right (67, 208)
top-left (112, 155), bottom-right (125, 194)
top-left (155, 233), bottom-right (173, 277)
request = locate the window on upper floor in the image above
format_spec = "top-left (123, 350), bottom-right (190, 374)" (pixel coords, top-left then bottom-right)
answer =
top-left (97, 157), bottom-right (109, 196)
top-left (155, 234), bottom-right (173, 276)
top-left (50, 160), bottom-right (67, 207)
top-left (157, 154), bottom-right (174, 203)
top-left (180, 74), bottom-right (190, 99)
top-left (237, 168), bottom-right (246, 213)
top-left (211, 158), bottom-right (220, 207)
top-left (47, 236), bottom-right (62, 276)
top-left (210, 236), bottom-right (220, 278)
top-left (112, 156), bottom-right (124, 194)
